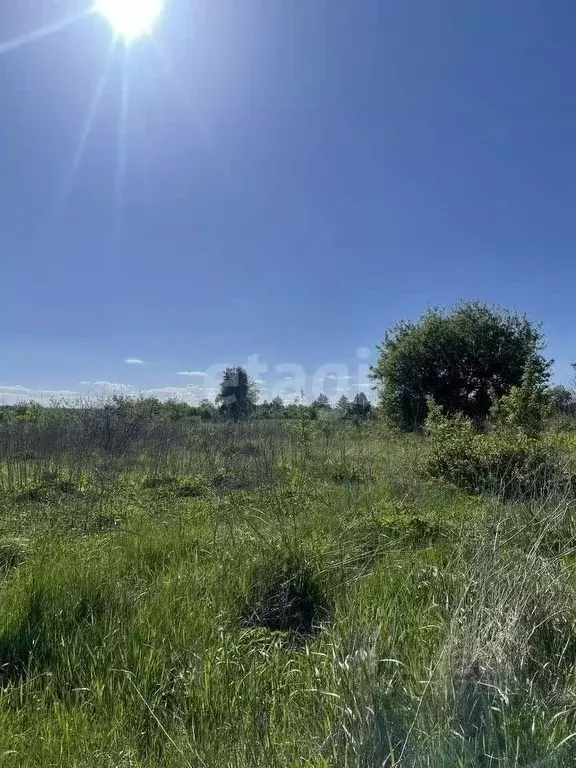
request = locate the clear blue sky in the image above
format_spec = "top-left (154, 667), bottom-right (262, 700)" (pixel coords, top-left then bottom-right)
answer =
top-left (1, 0), bottom-right (575, 404)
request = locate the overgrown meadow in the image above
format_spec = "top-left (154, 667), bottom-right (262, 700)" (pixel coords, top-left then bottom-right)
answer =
top-left (1, 409), bottom-right (576, 767)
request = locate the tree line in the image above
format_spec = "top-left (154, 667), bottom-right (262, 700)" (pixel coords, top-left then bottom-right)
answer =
top-left (0, 375), bottom-right (373, 426)
top-left (2, 300), bottom-right (575, 430)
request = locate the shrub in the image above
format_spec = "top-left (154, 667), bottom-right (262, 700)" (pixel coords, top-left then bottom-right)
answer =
top-left (425, 399), bottom-right (572, 500)
top-left (424, 398), bottom-right (479, 487)
top-left (490, 359), bottom-right (553, 438)
top-left (475, 434), bottom-right (568, 500)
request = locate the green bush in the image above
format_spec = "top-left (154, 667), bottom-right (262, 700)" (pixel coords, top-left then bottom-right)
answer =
top-left (490, 358), bottom-right (552, 438)
top-left (424, 399), bottom-right (573, 500)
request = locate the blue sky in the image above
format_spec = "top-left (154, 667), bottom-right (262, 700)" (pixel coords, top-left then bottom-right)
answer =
top-left (1, 0), bottom-right (576, 405)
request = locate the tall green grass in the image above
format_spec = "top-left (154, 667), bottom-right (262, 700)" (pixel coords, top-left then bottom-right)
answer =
top-left (0, 418), bottom-right (575, 766)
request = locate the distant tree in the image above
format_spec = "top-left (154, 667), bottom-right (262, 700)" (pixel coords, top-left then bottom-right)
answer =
top-left (549, 384), bottom-right (576, 416)
top-left (254, 397), bottom-right (284, 419)
top-left (0, 400), bottom-right (45, 425)
top-left (285, 403), bottom-right (312, 420)
top-left (270, 396), bottom-right (285, 416)
top-left (371, 301), bottom-right (550, 430)
top-left (164, 399), bottom-right (194, 421)
top-left (255, 400), bottom-right (271, 419)
top-left (217, 367), bottom-right (258, 420)
top-left (349, 392), bottom-right (372, 420)
top-left (336, 395), bottom-right (350, 418)
top-left (310, 393), bottom-right (331, 421)
top-left (132, 397), bottom-right (165, 421)
top-left (198, 399), bottom-right (217, 421)
top-left (312, 393), bottom-right (331, 410)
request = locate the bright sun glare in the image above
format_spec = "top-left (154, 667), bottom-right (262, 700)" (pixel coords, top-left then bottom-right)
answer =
top-left (95, 0), bottom-right (164, 40)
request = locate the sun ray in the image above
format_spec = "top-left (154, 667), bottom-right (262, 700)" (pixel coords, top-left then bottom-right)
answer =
top-left (40, 40), bottom-right (117, 245)
top-left (0, 10), bottom-right (92, 55)
top-left (116, 45), bottom-right (130, 205)
top-left (113, 45), bottom-right (131, 246)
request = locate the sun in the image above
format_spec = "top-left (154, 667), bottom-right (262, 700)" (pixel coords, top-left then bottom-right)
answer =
top-left (95, 0), bottom-right (164, 41)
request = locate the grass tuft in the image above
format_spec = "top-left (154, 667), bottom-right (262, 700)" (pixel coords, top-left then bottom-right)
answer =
top-left (240, 549), bottom-right (330, 637)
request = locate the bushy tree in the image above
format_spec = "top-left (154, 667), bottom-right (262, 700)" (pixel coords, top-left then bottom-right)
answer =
top-left (217, 367), bottom-right (258, 420)
top-left (372, 301), bottom-right (550, 430)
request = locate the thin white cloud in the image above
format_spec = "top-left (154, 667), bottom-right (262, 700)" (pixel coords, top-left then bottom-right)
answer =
top-left (0, 385), bottom-right (79, 405)
top-left (124, 358), bottom-right (145, 365)
top-left (78, 381), bottom-right (217, 405)
top-left (91, 381), bottom-right (131, 389)
top-left (177, 371), bottom-right (205, 377)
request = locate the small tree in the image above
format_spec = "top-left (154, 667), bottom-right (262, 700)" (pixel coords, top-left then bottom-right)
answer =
top-left (348, 392), bottom-right (372, 420)
top-left (336, 395), bottom-right (350, 418)
top-left (490, 359), bottom-right (552, 438)
top-left (312, 393), bottom-right (331, 410)
top-left (198, 399), bottom-right (217, 421)
top-left (371, 301), bottom-right (550, 430)
top-left (217, 367), bottom-right (258, 420)
top-left (270, 396), bottom-right (285, 417)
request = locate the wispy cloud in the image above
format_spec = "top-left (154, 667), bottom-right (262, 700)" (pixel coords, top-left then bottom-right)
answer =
top-left (90, 381), bottom-right (130, 389)
top-left (124, 358), bottom-right (144, 365)
top-left (177, 371), bottom-right (205, 377)
top-left (0, 385), bottom-right (79, 405)
top-left (78, 380), bottom-right (216, 405)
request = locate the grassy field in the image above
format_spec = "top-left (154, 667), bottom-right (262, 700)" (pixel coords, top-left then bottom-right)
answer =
top-left (1, 418), bottom-right (576, 766)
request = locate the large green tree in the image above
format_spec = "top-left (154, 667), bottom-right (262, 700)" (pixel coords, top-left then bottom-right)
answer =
top-left (371, 301), bottom-right (550, 430)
